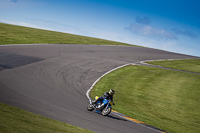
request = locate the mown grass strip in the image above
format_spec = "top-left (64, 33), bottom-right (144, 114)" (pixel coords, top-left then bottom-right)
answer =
top-left (0, 102), bottom-right (93, 133)
top-left (90, 64), bottom-right (200, 133)
top-left (147, 59), bottom-right (200, 73)
top-left (0, 23), bottom-right (133, 46)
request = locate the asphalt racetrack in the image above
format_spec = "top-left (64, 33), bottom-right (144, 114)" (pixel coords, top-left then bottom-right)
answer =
top-left (0, 44), bottom-right (199, 133)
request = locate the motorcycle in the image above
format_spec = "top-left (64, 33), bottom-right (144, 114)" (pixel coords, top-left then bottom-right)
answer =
top-left (87, 96), bottom-right (112, 116)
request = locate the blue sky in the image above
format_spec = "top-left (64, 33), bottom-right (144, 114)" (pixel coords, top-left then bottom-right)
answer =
top-left (1, 0), bottom-right (200, 57)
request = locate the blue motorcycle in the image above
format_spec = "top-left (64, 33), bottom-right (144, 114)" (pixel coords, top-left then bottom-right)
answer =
top-left (87, 96), bottom-right (112, 116)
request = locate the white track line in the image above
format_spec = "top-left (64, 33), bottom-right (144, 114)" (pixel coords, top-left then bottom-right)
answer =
top-left (86, 63), bottom-right (135, 100)
top-left (86, 58), bottom-right (183, 100)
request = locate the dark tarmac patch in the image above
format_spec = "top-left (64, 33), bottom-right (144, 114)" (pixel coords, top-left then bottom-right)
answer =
top-left (0, 50), bottom-right (43, 71)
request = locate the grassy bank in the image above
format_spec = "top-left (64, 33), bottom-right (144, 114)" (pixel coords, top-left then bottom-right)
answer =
top-left (0, 102), bottom-right (93, 133)
top-left (0, 23), bottom-right (133, 46)
top-left (147, 59), bottom-right (200, 73)
top-left (90, 63), bottom-right (200, 133)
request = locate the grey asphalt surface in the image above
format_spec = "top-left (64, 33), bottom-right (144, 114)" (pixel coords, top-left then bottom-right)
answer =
top-left (0, 44), bottom-right (199, 133)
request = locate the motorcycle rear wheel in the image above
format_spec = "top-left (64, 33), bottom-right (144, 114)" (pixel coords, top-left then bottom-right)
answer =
top-left (102, 107), bottom-right (111, 116)
top-left (87, 104), bottom-right (94, 111)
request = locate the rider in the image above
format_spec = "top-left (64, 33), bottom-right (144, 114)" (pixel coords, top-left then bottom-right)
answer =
top-left (93, 89), bottom-right (115, 107)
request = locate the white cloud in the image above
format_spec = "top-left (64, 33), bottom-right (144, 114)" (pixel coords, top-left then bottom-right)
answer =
top-left (126, 23), bottom-right (178, 40)
top-left (124, 16), bottom-right (200, 56)
top-left (125, 16), bottom-right (180, 40)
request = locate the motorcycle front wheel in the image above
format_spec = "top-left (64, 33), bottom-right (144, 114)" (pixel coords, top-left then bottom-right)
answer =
top-left (87, 104), bottom-right (94, 111)
top-left (102, 107), bottom-right (111, 116)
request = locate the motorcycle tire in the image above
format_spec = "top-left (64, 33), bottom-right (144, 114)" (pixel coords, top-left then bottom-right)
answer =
top-left (87, 104), bottom-right (94, 111)
top-left (102, 107), bottom-right (111, 116)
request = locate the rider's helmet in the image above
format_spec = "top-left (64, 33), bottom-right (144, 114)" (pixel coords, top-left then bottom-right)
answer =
top-left (109, 89), bottom-right (115, 96)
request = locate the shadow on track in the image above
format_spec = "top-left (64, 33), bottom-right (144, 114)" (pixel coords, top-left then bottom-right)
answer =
top-left (94, 112), bottom-right (128, 122)
top-left (107, 115), bottom-right (128, 122)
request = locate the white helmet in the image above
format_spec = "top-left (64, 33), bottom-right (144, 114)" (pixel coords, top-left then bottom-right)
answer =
top-left (109, 89), bottom-right (115, 96)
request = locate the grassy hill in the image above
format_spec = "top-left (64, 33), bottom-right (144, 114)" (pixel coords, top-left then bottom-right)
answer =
top-left (91, 59), bottom-right (200, 133)
top-left (0, 23), bottom-right (133, 46)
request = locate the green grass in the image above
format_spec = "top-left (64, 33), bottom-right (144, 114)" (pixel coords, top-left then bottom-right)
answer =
top-left (0, 102), bottom-right (93, 133)
top-left (90, 64), bottom-right (200, 133)
top-left (0, 23), bottom-right (133, 46)
top-left (147, 59), bottom-right (200, 73)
